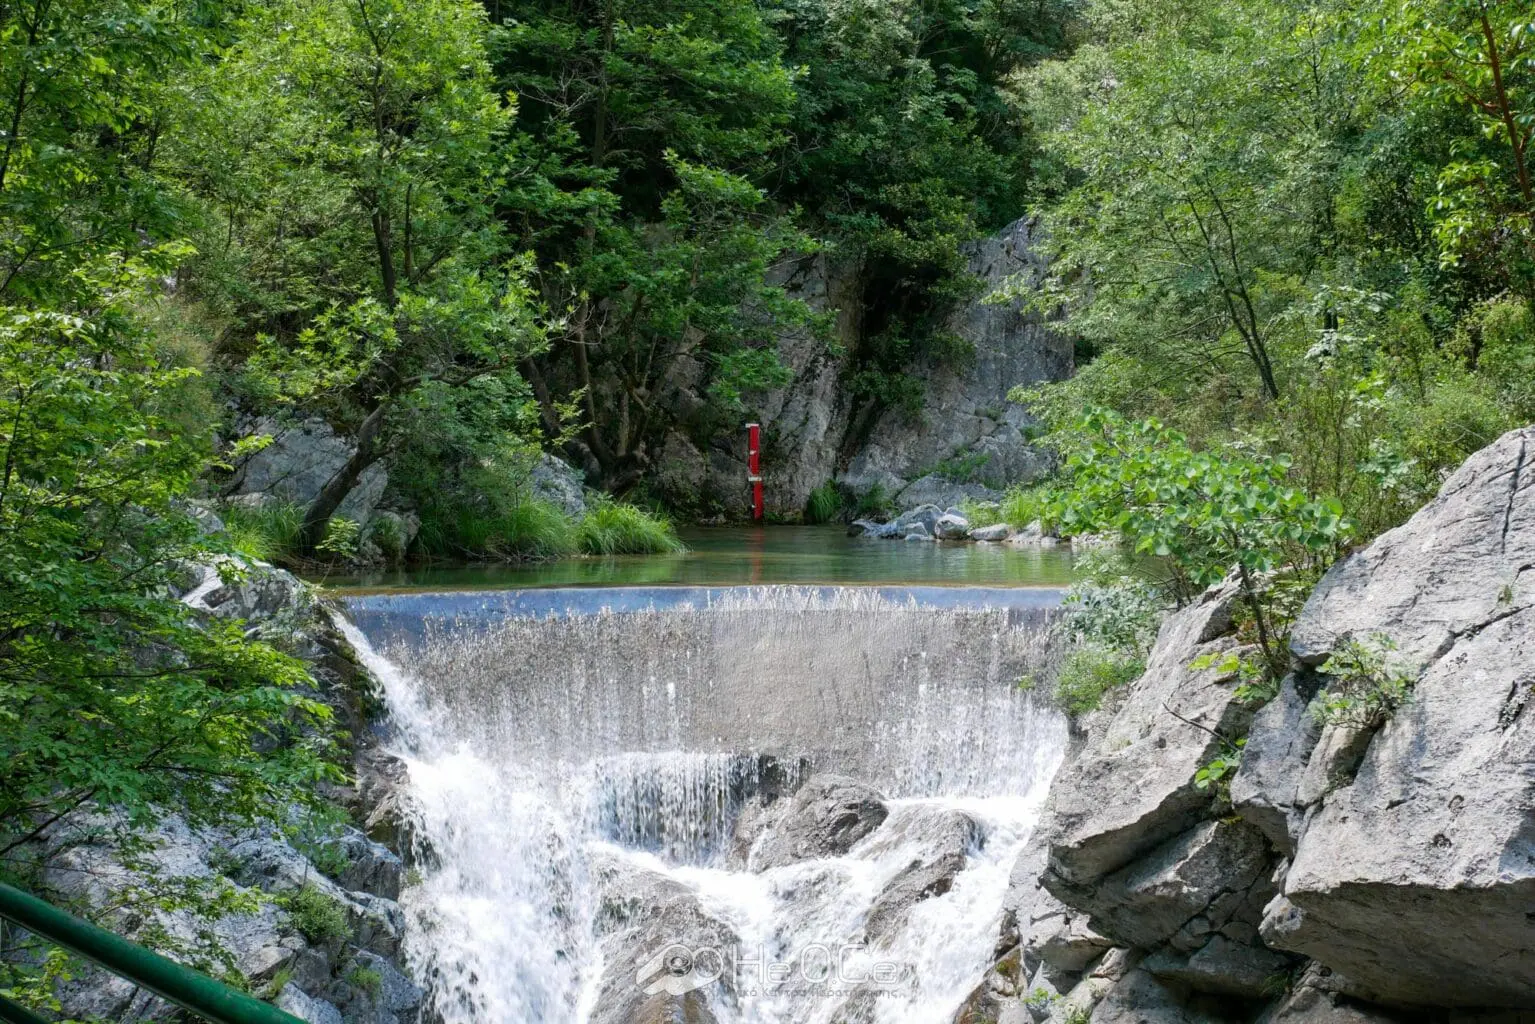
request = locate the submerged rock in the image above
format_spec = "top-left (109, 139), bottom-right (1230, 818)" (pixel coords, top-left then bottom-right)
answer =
top-left (750, 775), bottom-right (889, 871)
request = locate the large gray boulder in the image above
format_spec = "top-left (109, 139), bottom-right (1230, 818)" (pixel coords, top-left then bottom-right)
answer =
top-left (530, 452), bottom-right (587, 519)
top-left (1238, 425), bottom-right (1535, 1009)
top-left (749, 775), bottom-right (889, 871)
top-left (588, 852), bottom-right (737, 1024)
top-left (227, 417), bottom-right (387, 527)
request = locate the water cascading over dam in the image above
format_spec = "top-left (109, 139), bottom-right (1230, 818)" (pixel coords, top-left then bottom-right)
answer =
top-left (340, 587), bottom-right (1069, 1024)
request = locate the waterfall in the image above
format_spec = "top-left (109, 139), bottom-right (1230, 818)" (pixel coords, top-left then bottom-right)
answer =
top-left (339, 587), bottom-right (1068, 1024)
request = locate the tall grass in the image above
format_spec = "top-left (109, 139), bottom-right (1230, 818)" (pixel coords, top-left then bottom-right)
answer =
top-left (803, 482), bottom-right (841, 524)
top-left (219, 500), bottom-right (306, 563)
top-left (417, 496), bottom-right (577, 559)
top-left (999, 485), bottom-right (1052, 530)
top-left (577, 499), bottom-right (685, 555)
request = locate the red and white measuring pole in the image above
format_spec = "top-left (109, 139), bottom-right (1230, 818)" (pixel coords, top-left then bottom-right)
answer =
top-left (746, 422), bottom-right (763, 521)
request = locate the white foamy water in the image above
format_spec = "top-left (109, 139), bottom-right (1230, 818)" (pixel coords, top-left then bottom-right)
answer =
top-left (338, 588), bottom-right (1068, 1024)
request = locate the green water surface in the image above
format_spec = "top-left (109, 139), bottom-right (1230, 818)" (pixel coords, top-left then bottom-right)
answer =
top-left (315, 525), bottom-right (1074, 592)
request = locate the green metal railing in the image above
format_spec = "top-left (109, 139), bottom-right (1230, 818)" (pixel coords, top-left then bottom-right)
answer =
top-left (0, 883), bottom-right (303, 1024)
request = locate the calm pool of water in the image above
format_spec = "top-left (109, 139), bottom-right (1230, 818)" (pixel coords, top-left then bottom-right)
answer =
top-left (314, 524), bottom-right (1073, 593)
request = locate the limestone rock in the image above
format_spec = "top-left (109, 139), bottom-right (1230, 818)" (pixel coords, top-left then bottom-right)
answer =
top-left (840, 218), bottom-right (1071, 503)
top-left (530, 452), bottom-right (587, 520)
top-left (277, 983), bottom-right (345, 1024)
top-left (1055, 820), bottom-right (1273, 953)
top-left (750, 775), bottom-right (889, 871)
top-left (588, 853), bottom-right (737, 1024)
top-left (952, 945), bottom-right (1030, 1024)
top-left (227, 417), bottom-right (387, 528)
top-left (1256, 965), bottom-right (1406, 1024)
top-left (970, 523), bottom-right (1014, 542)
top-left (890, 504), bottom-right (943, 537)
top-left (1245, 425), bottom-right (1535, 1008)
top-left (1142, 935), bottom-right (1294, 1000)
top-left (1086, 968), bottom-right (1231, 1024)
top-left (1039, 580), bottom-right (1252, 888)
top-left (1287, 423), bottom-right (1534, 668)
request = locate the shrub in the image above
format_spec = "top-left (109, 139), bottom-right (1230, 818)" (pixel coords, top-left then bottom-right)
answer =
top-left (577, 500), bottom-right (685, 555)
top-left (803, 482), bottom-right (842, 524)
top-left (999, 485), bottom-right (1051, 530)
top-left (316, 516), bottom-right (361, 561)
top-left (1047, 410), bottom-right (1352, 675)
top-left (344, 965), bottom-right (383, 997)
top-left (853, 483), bottom-right (895, 520)
top-left (1054, 645), bottom-right (1145, 715)
top-left (1313, 635), bottom-right (1416, 729)
top-left (284, 884), bottom-right (349, 946)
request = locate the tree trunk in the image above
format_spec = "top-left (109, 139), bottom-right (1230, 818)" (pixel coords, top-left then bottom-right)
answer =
top-left (299, 402), bottom-right (389, 554)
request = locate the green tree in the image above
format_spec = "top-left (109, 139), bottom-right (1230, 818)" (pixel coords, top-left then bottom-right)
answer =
top-left (180, 0), bottom-right (542, 551)
top-left (1048, 409), bottom-right (1353, 673)
top-left (492, 0), bottom-right (810, 490)
top-left (772, 0), bottom-right (1079, 422)
top-left (0, 0), bottom-right (212, 305)
top-left (0, 254), bottom-right (338, 870)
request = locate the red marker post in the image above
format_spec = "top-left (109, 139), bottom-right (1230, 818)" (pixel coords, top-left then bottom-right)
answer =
top-left (746, 422), bottom-right (763, 521)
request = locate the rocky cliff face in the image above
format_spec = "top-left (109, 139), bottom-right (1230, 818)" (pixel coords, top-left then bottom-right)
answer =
top-left (967, 424), bottom-right (1535, 1023)
top-left (654, 217), bottom-right (1074, 518)
top-left (27, 562), bottom-right (421, 1024)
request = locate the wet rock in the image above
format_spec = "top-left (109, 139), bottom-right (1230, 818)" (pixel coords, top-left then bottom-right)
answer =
top-left (953, 945), bottom-right (1030, 1024)
top-left (589, 852), bottom-right (737, 1024)
top-left (751, 775), bottom-right (889, 871)
top-left (1039, 579), bottom-right (1253, 888)
top-left (904, 526), bottom-right (933, 542)
top-left (890, 504), bottom-right (944, 537)
top-left (860, 807), bottom-right (979, 945)
top-left (934, 513), bottom-right (973, 540)
top-left (970, 523), bottom-right (1013, 542)
top-left (1247, 425), bottom-right (1535, 1008)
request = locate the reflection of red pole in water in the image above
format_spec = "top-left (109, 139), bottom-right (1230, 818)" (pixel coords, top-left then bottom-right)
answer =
top-left (746, 422), bottom-right (763, 521)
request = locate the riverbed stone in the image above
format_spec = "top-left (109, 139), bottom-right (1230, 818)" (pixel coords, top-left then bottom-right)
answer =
top-left (750, 775), bottom-right (889, 871)
top-left (934, 513), bottom-right (972, 540)
top-left (970, 523), bottom-right (1013, 542)
top-left (860, 806), bottom-right (979, 945)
